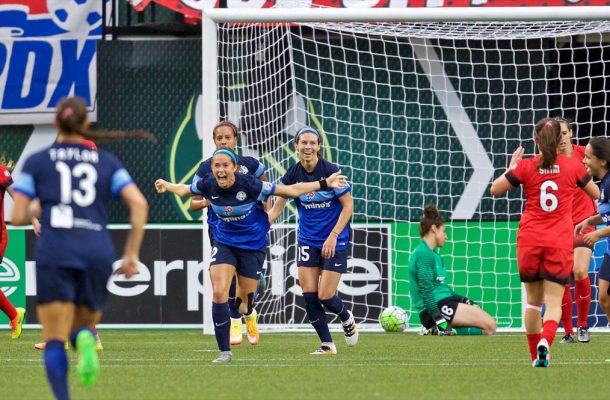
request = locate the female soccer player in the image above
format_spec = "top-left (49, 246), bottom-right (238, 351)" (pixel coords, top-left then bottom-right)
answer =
top-left (554, 118), bottom-right (597, 343)
top-left (409, 204), bottom-right (497, 336)
top-left (188, 120), bottom-right (267, 346)
top-left (0, 157), bottom-right (28, 339)
top-left (155, 147), bottom-right (347, 363)
top-left (267, 126), bottom-right (358, 355)
top-left (574, 136), bottom-right (610, 325)
top-left (11, 97), bottom-right (148, 400)
top-left (490, 118), bottom-right (599, 367)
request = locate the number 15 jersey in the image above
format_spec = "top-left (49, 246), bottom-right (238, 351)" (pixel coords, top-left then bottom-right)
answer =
top-left (505, 154), bottom-right (591, 250)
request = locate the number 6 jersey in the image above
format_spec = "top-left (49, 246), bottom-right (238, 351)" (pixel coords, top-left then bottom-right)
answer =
top-left (505, 154), bottom-right (591, 250)
top-left (13, 142), bottom-right (135, 269)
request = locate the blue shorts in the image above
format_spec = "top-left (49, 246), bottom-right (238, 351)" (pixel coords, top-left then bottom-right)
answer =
top-left (297, 243), bottom-right (348, 273)
top-left (211, 242), bottom-right (265, 280)
top-left (599, 253), bottom-right (610, 282)
top-left (36, 265), bottom-right (112, 311)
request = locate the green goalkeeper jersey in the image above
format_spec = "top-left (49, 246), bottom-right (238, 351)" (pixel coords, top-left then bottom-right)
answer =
top-left (408, 241), bottom-right (455, 318)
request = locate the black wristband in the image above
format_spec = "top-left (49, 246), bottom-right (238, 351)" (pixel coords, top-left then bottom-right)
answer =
top-left (319, 179), bottom-right (328, 189)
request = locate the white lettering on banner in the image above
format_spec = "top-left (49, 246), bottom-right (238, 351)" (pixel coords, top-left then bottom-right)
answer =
top-left (26, 261), bottom-right (36, 296)
top-left (0, 257), bottom-right (20, 297)
top-left (107, 260), bottom-right (151, 297)
top-left (187, 260), bottom-right (205, 312)
top-left (154, 260), bottom-right (184, 296)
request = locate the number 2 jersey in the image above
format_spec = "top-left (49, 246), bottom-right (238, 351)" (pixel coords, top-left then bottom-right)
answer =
top-left (505, 154), bottom-right (591, 250)
top-left (13, 142), bottom-right (135, 269)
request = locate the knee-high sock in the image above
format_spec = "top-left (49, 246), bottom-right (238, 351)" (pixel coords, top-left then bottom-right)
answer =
top-left (303, 292), bottom-right (332, 343)
top-left (212, 302), bottom-right (231, 352)
top-left (319, 296), bottom-right (350, 322)
top-left (228, 277), bottom-right (241, 319)
top-left (526, 333), bottom-right (541, 362)
top-left (560, 285), bottom-right (573, 335)
top-left (574, 277), bottom-right (591, 327)
top-left (44, 340), bottom-right (70, 400)
top-left (541, 320), bottom-right (559, 347)
top-left (0, 290), bottom-right (17, 320)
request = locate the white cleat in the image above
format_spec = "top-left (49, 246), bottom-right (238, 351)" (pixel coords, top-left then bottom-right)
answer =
top-left (310, 342), bottom-right (337, 355)
top-left (212, 351), bottom-right (233, 364)
top-left (533, 338), bottom-right (550, 367)
top-left (342, 310), bottom-right (359, 347)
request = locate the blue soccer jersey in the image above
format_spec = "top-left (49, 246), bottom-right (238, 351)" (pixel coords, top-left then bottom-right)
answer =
top-left (598, 172), bottom-right (610, 255)
top-left (192, 173), bottom-right (274, 250)
top-left (190, 155), bottom-right (265, 230)
top-left (281, 158), bottom-right (351, 250)
top-left (13, 142), bottom-right (134, 269)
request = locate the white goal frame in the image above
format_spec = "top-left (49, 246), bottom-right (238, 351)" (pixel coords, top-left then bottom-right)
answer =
top-left (201, 6), bottom-right (610, 334)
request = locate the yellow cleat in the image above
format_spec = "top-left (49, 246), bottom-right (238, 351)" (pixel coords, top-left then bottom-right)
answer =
top-left (230, 318), bottom-right (243, 345)
top-left (95, 334), bottom-right (103, 351)
top-left (34, 342), bottom-right (47, 351)
top-left (9, 307), bottom-right (25, 339)
top-left (245, 309), bottom-right (260, 345)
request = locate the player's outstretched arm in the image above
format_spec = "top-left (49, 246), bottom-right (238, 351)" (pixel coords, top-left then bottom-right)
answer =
top-left (273, 171), bottom-right (347, 198)
top-left (117, 184), bottom-right (148, 278)
top-left (268, 197), bottom-right (288, 224)
top-left (189, 195), bottom-right (210, 211)
top-left (155, 179), bottom-right (191, 197)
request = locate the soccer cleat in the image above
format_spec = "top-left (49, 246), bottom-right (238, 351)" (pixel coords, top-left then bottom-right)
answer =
top-left (76, 330), bottom-right (100, 387)
top-left (577, 326), bottom-right (590, 343)
top-left (9, 307), bottom-right (25, 339)
top-left (310, 342), bottom-right (337, 355)
top-left (245, 310), bottom-right (260, 345)
top-left (230, 318), bottom-right (243, 345)
top-left (95, 334), bottom-right (104, 351)
top-left (34, 342), bottom-right (47, 351)
top-left (342, 310), bottom-right (359, 346)
top-left (212, 351), bottom-right (232, 364)
top-left (560, 333), bottom-right (576, 344)
top-left (533, 338), bottom-right (550, 367)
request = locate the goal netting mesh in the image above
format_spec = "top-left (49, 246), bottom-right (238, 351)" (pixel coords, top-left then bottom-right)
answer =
top-left (212, 11), bottom-right (610, 331)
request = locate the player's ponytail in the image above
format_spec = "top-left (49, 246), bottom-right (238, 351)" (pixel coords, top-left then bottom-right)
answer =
top-left (534, 118), bottom-right (561, 169)
top-left (419, 204), bottom-right (445, 237)
top-left (82, 129), bottom-right (156, 144)
top-left (0, 154), bottom-right (14, 171)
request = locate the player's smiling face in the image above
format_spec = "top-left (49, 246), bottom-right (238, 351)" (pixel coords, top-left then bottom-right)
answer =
top-left (214, 126), bottom-right (237, 151)
top-left (584, 143), bottom-right (605, 178)
top-left (558, 122), bottom-right (573, 154)
top-left (212, 153), bottom-right (238, 189)
top-left (295, 132), bottom-right (320, 162)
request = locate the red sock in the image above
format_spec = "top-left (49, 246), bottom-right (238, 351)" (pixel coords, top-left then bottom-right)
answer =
top-left (526, 333), bottom-right (541, 362)
top-left (560, 285), bottom-right (573, 335)
top-left (574, 277), bottom-right (591, 328)
top-left (0, 291), bottom-right (17, 321)
top-left (542, 320), bottom-right (559, 347)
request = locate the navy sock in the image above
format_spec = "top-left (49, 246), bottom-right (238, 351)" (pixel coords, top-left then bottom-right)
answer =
top-left (320, 296), bottom-right (350, 322)
top-left (212, 302), bottom-right (231, 352)
top-left (44, 340), bottom-right (70, 400)
top-left (303, 292), bottom-right (332, 343)
top-left (69, 327), bottom-right (94, 349)
top-left (228, 277), bottom-right (241, 319)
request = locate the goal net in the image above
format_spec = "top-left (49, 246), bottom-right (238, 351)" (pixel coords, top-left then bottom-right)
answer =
top-left (203, 6), bottom-right (610, 332)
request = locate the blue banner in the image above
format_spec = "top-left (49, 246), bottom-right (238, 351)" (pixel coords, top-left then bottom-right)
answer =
top-left (0, 0), bottom-right (106, 124)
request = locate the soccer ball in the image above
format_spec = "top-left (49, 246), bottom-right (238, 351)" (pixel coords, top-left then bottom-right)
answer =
top-left (47, 0), bottom-right (106, 35)
top-left (379, 306), bottom-right (408, 332)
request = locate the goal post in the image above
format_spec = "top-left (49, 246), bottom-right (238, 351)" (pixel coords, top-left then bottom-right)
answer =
top-left (202, 6), bottom-right (610, 334)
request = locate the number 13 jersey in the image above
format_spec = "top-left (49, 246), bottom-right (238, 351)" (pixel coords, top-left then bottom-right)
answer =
top-left (505, 154), bottom-right (591, 250)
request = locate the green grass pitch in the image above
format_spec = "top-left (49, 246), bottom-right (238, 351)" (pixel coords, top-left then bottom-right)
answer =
top-left (1, 330), bottom-right (609, 399)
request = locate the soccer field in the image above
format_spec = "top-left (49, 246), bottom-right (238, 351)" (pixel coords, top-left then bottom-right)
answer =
top-left (1, 330), bottom-right (609, 400)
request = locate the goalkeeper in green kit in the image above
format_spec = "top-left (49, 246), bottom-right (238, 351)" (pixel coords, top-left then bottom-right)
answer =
top-left (409, 205), bottom-right (497, 336)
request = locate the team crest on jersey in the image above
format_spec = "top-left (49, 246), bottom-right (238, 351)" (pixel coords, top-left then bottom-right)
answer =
top-left (225, 206), bottom-right (233, 215)
top-left (239, 165), bottom-right (249, 174)
top-left (236, 191), bottom-right (247, 201)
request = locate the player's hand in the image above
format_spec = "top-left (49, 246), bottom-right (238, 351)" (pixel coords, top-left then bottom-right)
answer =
top-left (435, 317), bottom-right (455, 336)
top-left (326, 171), bottom-right (348, 190)
top-left (155, 179), bottom-right (168, 194)
top-left (508, 146), bottom-right (524, 169)
top-left (32, 217), bottom-right (41, 237)
top-left (574, 220), bottom-right (589, 237)
top-left (583, 230), bottom-right (600, 247)
top-left (114, 255), bottom-right (139, 278)
top-left (322, 233), bottom-right (337, 258)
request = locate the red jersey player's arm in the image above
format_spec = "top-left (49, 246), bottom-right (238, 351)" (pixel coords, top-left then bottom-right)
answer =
top-left (580, 178), bottom-right (600, 201)
top-left (490, 146), bottom-right (525, 196)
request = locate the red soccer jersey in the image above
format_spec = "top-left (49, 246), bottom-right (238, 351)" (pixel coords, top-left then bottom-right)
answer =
top-left (505, 154), bottom-right (591, 250)
top-left (0, 164), bottom-right (13, 245)
top-left (571, 145), bottom-right (598, 225)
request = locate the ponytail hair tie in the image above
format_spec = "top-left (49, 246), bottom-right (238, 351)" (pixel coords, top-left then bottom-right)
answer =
top-left (61, 107), bottom-right (74, 119)
top-left (545, 120), bottom-right (553, 127)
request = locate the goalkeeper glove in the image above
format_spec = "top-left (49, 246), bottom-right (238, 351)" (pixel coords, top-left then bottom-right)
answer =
top-left (434, 317), bottom-right (455, 336)
top-left (457, 296), bottom-right (479, 308)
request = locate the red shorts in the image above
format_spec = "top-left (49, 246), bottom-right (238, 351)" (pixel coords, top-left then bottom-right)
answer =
top-left (517, 246), bottom-right (573, 285)
top-left (573, 225), bottom-right (596, 250)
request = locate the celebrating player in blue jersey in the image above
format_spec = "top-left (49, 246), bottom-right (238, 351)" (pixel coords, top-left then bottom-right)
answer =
top-left (11, 97), bottom-right (148, 400)
top-left (188, 120), bottom-right (267, 346)
top-left (155, 147), bottom-right (347, 363)
top-left (575, 136), bottom-right (610, 324)
top-left (267, 126), bottom-right (358, 355)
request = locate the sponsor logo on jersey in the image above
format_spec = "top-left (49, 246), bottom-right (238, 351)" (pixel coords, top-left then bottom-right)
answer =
top-left (236, 191), bottom-right (247, 201)
top-left (303, 201), bottom-right (332, 210)
top-left (306, 192), bottom-right (315, 200)
top-left (225, 206), bottom-right (233, 215)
